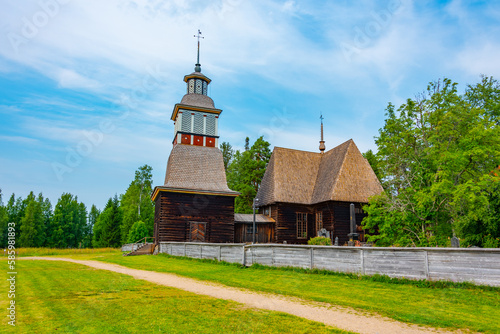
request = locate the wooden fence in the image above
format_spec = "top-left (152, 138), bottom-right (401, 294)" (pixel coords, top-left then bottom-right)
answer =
top-left (157, 242), bottom-right (500, 287)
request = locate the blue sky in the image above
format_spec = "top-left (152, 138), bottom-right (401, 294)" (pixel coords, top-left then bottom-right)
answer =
top-left (1, 0), bottom-right (500, 210)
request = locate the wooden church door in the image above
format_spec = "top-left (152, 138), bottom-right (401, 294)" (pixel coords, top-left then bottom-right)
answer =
top-left (190, 222), bottom-right (206, 242)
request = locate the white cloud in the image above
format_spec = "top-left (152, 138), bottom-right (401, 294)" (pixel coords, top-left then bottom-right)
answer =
top-left (0, 135), bottom-right (39, 145)
top-left (56, 69), bottom-right (101, 89)
top-left (1, 0), bottom-right (500, 206)
top-left (452, 43), bottom-right (500, 78)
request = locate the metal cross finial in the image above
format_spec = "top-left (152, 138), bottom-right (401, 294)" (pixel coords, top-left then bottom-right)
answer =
top-left (194, 29), bottom-right (204, 71)
top-left (319, 113), bottom-right (325, 153)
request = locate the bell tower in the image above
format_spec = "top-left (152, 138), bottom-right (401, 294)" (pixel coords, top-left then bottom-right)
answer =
top-left (152, 30), bottom-right (239, 245)
top-left (171, 30), bottom-right (221, 148)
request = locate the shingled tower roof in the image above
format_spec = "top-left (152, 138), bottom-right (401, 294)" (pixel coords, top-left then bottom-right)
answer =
top-left (256, 139), bottom-right (383, 206)
top-left (160, 144), bottom-right (238, 195)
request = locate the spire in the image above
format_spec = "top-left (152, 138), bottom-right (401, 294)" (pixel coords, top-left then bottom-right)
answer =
top-left (319, 114), bottom-right (326, 153)
top-left (194, 29), bottom-right (204, 72)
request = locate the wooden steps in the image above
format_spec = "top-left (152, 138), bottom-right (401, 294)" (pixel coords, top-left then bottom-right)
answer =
top-left (125, 243), bottom-right (155, 256)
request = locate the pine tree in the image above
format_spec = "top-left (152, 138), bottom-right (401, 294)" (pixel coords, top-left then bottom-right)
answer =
top-left (0, 190), bottom-right (9, 248)
top-left (220, 142), bottom-right (234, 172)
top-left (6, 194), bottom-right (26, 239)
top-left (83, 205), bottom-right (100, 248)
top-left (93, 196), bottom-right (122, 248)
top-left (40, 196), bottom-right (52, 247)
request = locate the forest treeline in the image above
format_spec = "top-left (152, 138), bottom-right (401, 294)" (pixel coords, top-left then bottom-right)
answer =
top-left (1, 77), bottom-right (498, 248)
top-left (0, 165), bottom-right (154, 248)
top-left (0, 137), bottom-right (271, 249)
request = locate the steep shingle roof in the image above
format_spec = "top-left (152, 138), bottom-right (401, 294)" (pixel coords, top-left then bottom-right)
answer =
top-left (256, 139), bottom-right (383, 206)
top-left (163, 144), bottom-right (238, 195)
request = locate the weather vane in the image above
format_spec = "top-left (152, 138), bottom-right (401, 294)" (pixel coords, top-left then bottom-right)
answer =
top-left (320, 113), bottom-right (324, 124)
top-left (194, 29), bottom-right (204, 72)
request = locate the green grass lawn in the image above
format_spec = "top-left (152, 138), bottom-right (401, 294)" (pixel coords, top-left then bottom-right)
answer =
top-left (1, 260), bottom-right (348, 333)
top-left (71, 252), bottom-right (500, 334)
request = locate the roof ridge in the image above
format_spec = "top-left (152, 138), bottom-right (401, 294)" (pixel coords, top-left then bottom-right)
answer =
top-left (273, 146), bottom-right (322, 155)
top-left (328, 140), bottom-right (353, 201)
top-left (310, 139), bottom-right (352, 204)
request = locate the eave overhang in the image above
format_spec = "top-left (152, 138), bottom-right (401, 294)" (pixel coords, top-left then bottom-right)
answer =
top-left (184, 73), bottom-right (211, 84)
top-left (151, 186), bottom-right (240, 201)
top-left (171, 103), bottom-right (222, 121)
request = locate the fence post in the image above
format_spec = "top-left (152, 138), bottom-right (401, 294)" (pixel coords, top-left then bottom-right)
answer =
top-left (360, 248), bottom-right (365, 275)
top-left (218, 245), bottom-right (222, 261)
top-left (424, 250), bottom-right (429, 279)
top-left (184, 243), bottom-right (187, 257)
top-left (242, 245), bottom-right (246, 266)
top-left (200, 244), bottom-right (202, 259)
top-left (310, 247), bottom-right (314, 270)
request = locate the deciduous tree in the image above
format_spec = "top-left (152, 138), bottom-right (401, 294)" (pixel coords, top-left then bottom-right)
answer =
top-left (227, 136), bottom-right (271, 213)
top-left (19, 192), bottom-right (46, 247)
top-left (363, 77), bottom-right (500, 247)
top-left (120, 165), bottom-right (154, 243)
top-left (126, 220), bottom-right (149, 243)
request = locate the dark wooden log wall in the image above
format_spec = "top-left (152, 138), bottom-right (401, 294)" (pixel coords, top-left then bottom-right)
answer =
top-left (154, 192), bottom-right (235, 243)
top-left (234, 223), bottom-right (274, 243)
top-left (266, 201), bottom-right (367, 245)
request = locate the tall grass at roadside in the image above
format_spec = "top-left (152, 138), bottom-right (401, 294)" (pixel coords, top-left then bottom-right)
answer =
top-left (1, 247), bottom-right (120, 257)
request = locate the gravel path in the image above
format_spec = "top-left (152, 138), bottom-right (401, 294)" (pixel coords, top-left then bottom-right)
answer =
top-left (23, 257), bottom-right (466, 334)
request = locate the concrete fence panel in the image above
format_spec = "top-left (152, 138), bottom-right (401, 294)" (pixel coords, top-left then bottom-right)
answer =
top-left (157, 242), bottom-right (500, 287)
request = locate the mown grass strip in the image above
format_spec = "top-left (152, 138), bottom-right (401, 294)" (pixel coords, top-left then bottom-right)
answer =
top-left (1, 260), bottom-right (349, 333)
top-left (82, 252), bottom-right (500, 333)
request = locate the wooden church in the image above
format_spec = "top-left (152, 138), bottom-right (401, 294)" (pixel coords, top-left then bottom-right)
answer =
top-left (153, 33), bottom-right (383, 245)
top-left (255, 134), bottom-right (384, 245)
top-left (151, 36), bottom-right (239, 244)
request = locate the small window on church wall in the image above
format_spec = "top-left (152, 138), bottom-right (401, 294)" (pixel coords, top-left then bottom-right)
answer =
top-left (316, 212), bottom-right (323, 232)
top-left (296, 213), bottom-right (307, 239)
